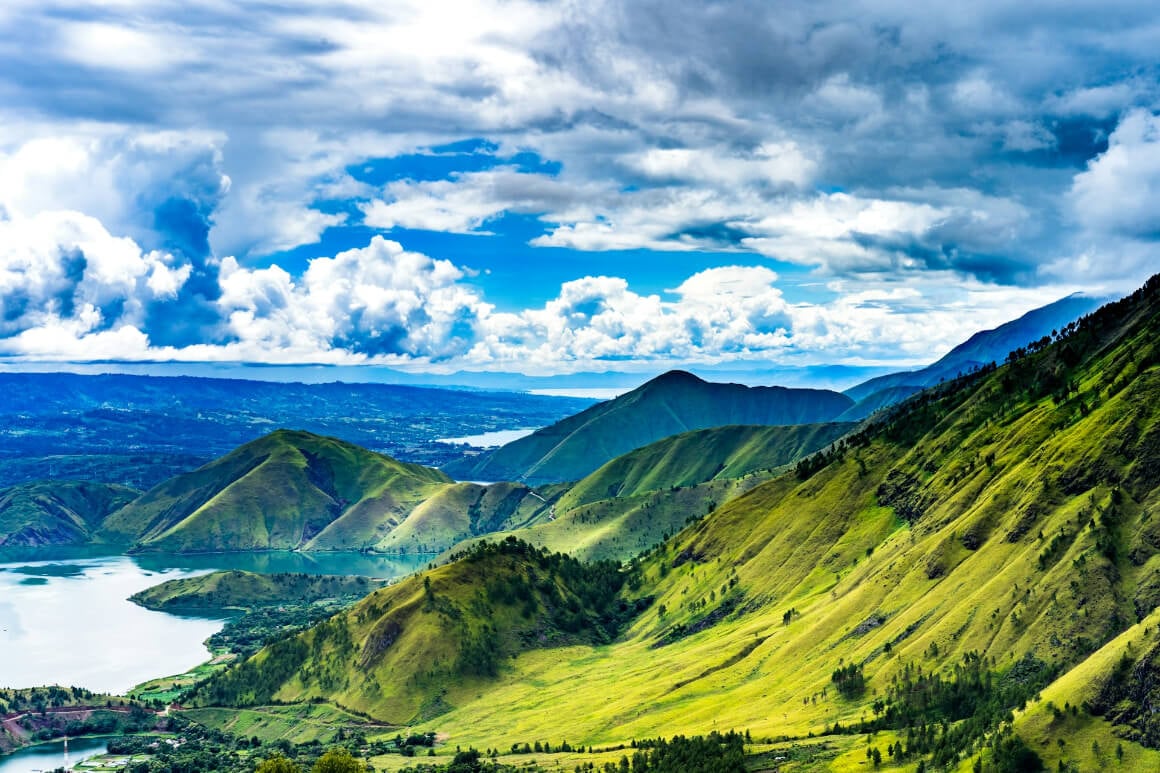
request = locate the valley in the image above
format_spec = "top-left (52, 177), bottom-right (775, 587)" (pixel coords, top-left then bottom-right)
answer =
top-left (0, 281), bottom-right (1157, 772)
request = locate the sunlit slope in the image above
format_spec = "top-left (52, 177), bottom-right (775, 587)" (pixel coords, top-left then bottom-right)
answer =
top-left (374, 480), bottom-right (547, 554)
top-left (443, 370), bottom-right (853, 485)
top-left (447, 423), bottom-right (852, 561)
top-left (97, 430), bottom-right (452, 551)
top-left (408, 277), bottom-right (1160, 753)
top-left (196, 276), bottom-right (1160, 768)
top-left (193, 539), bottom-right (641, 724)
top-left (560, 423), bottom-right (852, 507)
top-left (0, 480), bottom-right (139, 546)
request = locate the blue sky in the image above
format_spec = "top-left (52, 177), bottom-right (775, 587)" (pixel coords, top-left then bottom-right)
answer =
top-left (0, 1), bottom-right (1157, 389)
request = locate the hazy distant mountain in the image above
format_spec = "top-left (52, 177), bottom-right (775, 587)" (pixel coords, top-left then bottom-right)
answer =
top-left (442, 370), bottom-right (854, 485)
top-left (844, 293), bottom-right (1105, 407)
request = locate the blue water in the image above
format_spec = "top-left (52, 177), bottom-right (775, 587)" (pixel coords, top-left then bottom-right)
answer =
top-left (0, 737), bottom-right (107, 773)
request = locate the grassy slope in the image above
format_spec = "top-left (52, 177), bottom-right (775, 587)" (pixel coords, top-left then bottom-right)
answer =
top-left (447, 423), bottom-right (852, 562)
top-left (374, 480), bottom-right (547, 555)
top-left (443, 370), bottom-right (853, 485)
top-left (129, 570), bottom-right (386, 612)
top-left (97, 429), bottom-right (555, 554)
top-left (0, 480), bottom-right (139, 547)
top-left (194, 277), bottom-right (1160, 769)
top-left (193, 541), bottom-right (635, 724)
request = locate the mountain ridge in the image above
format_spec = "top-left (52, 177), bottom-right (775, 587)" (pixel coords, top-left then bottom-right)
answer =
top-left (191, 274), bottom-right (1160, 773)
top-left (443, 370), bottom-right (854, 485)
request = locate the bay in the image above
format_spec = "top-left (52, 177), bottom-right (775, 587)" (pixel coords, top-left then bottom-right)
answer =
top-left (0, 550), bottom-right (428, 695)
top-left (0, 737), bottom-right (108, 773)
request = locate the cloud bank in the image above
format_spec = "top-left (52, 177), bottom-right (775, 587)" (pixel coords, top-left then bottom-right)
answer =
top-left (0, 1), bottom-right (1157, 376)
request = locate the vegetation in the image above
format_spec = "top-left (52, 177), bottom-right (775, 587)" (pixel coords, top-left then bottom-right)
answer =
top-left (130, 570), bottom-right (385, 613)
top-left (190, 537), bottom-right (645, 722)
top-left (180, 273), bottom-right (1160, 771)
top-left (443, 370), bottom-right (854, 485)
top-left (0, 479), bottom-right (138, 547)
top-left (93, 430), bottom-right (550, 553)
top-left (442, 423), bottom-right (852, 563)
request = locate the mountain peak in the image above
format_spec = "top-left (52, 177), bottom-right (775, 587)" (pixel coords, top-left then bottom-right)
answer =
top-left (646, 369), bottom-right (705, 387)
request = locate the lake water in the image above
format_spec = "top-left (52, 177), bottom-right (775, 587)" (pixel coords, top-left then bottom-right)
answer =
top-left (0, 737), bottom-right (108, 773)
top-left (435, 428), bottom-right (535, 447)
top-left (0, 550), bottom-right (428, 695)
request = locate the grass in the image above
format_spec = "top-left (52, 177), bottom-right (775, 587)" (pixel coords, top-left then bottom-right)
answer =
top-left (131, 657), bottom-right (236, 705)
top-left (184, 277), bottom-right (1160, 770)
top-left (180, 703), bottom-right (387, 745)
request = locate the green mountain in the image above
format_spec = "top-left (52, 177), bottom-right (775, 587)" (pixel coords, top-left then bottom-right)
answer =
top-left (450, 422), bottom-right (854, 561)
top-left (192, 276), bottom-right (1160, 772)
top-left (442, 370), bottom-right (854, 485)
top-left (130, 570), bottom-right (387, 613)
top-left (96, 430), bottom-right (542, 553)
top-left (0, 480), bottom-right (139, 547)
top-left (192, 539), bottom-right (640, 723)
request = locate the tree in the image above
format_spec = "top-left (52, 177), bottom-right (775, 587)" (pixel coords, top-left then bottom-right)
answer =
top-left (311, 747), bottom-right (362, 773)
top-left (256, 754), bottom-right (301, 773)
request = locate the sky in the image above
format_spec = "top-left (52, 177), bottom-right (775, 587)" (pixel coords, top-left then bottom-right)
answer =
top-left (0, 1), bottom-right (1157, 390)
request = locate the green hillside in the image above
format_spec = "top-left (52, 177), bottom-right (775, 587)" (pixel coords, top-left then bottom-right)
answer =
top-left (559, 423), bottom-right (852, 507)
top-left (130, 570), bottom-right (386, 613)
top-left (192, 538), bottom-right (642, 723)
top-left (94, 430), bottom-right (554, 554)
top-left (189, 275), bottom-right (1160, 771)
top-left (0, 480), bottom-right (139, 547)
top-left (97, 430), bottom-right (452, 552)
top-left (442, 370), bottom-right (853, 485)
top-left (449, 423), bottom-right (853, 561)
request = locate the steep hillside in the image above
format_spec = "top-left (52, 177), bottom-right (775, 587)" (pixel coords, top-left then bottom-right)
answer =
top-left (190, 276), bottom-right (1160, 772)
top-left (845, 293), bottom-right (1103, 404)
top-left (193, 539), bottom-right (644, 723)
top-left (95, 430), bottom-right (547, 553)
top-left (449, 423), bottom-right (853, 561)
top-left (443, 371), bottom-right (853, 485)
top-left (0, 480), bottom-right (139, 547)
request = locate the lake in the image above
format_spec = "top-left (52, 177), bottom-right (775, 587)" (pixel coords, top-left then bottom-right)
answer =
top-left (0, 550), bottom-right (428, 695)
top-left (0, 737), bottom-right (109, 773)
top-left (435, 428), bottom-right (536, 447)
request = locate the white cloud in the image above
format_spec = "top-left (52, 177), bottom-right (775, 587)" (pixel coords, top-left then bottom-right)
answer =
top-left (1070, 109), bottom-right (1160, 240)
top-left (0, 210), bottom-right (189, 339)
top-left (219, 236), bottom-right (490, 360)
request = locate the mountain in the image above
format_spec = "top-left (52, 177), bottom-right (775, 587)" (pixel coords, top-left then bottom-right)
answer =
top-left (96, 430), bottom-right (543, 553)
top-left (0, 480), bottom-right (139, 547)
top-left (843, 293), bottom-right (1104, 405)
top-left (192, 539), bottom-right (642, 722)
top-left (448, 422), bottom-right (854, 561)
top-left (442, 370), bottom-right (854, 485)
top-left (192, 276), bottom-right (1160, 772)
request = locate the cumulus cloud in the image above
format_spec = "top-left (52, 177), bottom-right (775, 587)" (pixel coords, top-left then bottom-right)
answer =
top-left (0, 0), bottom-right (1156, 374)
top-left (1070, 110), bottom-right (1160, 240)
top-left (0, 210), bottom-right (189, 340)
top-left (218, 237), bottom-right (489, 360)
